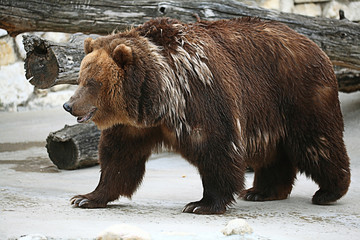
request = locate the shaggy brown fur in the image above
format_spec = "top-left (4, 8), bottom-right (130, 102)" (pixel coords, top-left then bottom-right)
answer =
top-left (64, 17), bottom-right (350, 214)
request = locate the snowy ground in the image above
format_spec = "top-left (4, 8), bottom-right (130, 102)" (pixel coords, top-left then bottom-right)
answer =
top-left (0, 92), bottom-right (360, 240)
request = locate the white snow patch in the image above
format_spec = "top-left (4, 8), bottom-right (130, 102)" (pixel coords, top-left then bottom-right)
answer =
top-left (0, 61), bottom-right (76, 111)
top-left (0, 61), bottom-right (33, 111)
top-left (18, 234), bottom-right (47, 240)
top-left (96, 224), bottom-right (151, 240)
top-left (42, 32), bottom-right (70, 43)
top-left (0, 28), bottom-right (7, 37)
top-left (26, 89), bottom-right (75, 111)
top-left (203, 8), bottom-right (215, 17)
top-left (15, 33), bottom-right (27, 59)
top-left (221, 219), bottom-right (253, 236)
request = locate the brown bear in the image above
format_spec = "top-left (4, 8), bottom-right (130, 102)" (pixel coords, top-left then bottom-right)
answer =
top-left (63, 17), bottom-right (350, 214)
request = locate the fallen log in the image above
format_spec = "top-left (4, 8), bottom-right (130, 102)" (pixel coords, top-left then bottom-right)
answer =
top-left (23, 33), bottom-right (99, 89)
top-left (46, 122), bottom-right (100, 170)
top-left (2, 0), bottom-right (360, 70)
top-left (23, 34), bottom-right (360, 92)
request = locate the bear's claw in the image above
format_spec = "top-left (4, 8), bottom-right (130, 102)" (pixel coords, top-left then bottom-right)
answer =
top-left (78, 199), bottom-right (89, 207)
top-left (70, 195), bottom-right (107, 208)
top-left (71, 196), bottom-right (89, 207)
top-left (182, 201), bottom-right (226, 215)
top-left (244, 192), bottom-right (265, 201)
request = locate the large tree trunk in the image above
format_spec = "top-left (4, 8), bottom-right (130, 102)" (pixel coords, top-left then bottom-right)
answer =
top-left (1, 0), bottom-right (360, 70)
top-left (46, 122), bottom-right (101, 170)
top-left (23, 33), bottom-right (360, 92)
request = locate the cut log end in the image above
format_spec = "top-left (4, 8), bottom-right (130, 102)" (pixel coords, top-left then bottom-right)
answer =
top-left (46, 137), bottom-right (78, 170)
top-left (46, 123), bottom-right (100, 170)
top-left (23, 35), bottom-right (59, 89)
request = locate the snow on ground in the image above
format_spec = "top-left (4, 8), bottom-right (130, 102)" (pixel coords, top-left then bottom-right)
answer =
top-left (0, 61), bottom-right (76, 112)
top-left (0, 62), bottom-right (33, 111)
top-left (0, 92), bottom-right (359, 240)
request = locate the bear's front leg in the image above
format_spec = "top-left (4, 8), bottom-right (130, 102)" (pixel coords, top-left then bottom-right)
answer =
top-left (182, 142), bottom-right (246, 214)
top-left (71, 125), bottom-right (157, 208)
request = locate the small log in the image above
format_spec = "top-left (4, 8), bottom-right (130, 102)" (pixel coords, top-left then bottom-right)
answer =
top-left (46, 122), bottom-right (101, 170)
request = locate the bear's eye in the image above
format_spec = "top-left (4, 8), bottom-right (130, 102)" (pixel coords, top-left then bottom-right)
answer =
top-left (86, 78), bottom-right (101, 88)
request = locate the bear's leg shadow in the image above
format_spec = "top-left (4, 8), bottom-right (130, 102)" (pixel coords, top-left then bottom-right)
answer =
top-left (242, 145), bottom-right (297, 201)
top-left (182, 143), bottom-right (246, 214)
top-left (71, 125), bottom-right (158, 208)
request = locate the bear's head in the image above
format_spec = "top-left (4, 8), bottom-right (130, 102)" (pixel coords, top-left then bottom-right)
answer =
top-left (63, 37), bottom-right (135, 130)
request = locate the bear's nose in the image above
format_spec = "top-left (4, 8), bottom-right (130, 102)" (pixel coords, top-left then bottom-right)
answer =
top-left (63, 102), bottom-right (72, 113)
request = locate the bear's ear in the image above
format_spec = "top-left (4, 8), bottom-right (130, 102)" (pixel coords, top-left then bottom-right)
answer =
top-left (112, 44), bottom-right (133, 67)
top-left (84, 38), bottom-right (94, 54)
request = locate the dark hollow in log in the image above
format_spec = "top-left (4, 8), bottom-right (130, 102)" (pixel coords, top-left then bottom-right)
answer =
top-left (46, 122), bottom-right (101, 170)
top-left (3, 0), bottom-right (360, 70)
top-left (24, 35), bottom-right (61, 89)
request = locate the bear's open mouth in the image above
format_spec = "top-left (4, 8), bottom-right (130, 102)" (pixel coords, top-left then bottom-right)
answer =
top-left (77, 108), bottom-right (97, 123)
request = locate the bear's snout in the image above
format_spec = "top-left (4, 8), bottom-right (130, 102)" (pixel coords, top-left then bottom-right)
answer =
top-left (63, 102), bottom-right (72, 114)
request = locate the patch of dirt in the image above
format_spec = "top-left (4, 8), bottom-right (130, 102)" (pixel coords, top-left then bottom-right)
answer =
top-left (0, 157), bottom-right (59, 173)
top-left (0, 142), bottom-right (45, 152)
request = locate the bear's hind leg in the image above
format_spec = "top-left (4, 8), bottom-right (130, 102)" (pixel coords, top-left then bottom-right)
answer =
top-left (242, 146), bottom-right (297, 201)
top-left (297, 138), bottom-right (350, 205)
top-left (71, 125), bottom-right (158, 208)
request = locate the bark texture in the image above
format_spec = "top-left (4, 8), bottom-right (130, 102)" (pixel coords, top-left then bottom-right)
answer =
top-left (46, 122), bottom-right (100, 170)
top-left (1, 0), bottom-right (359, 70)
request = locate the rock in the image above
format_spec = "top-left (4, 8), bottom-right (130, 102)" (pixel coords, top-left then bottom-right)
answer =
top-left (221, 219), bottom-right (253, 236)
top-left (323, 0), bottom-right (349, 19)
top-left (0, 35), bottom-right (18, 65)
top-left (348, 1), bottom-right (360, 21)
top-left (96, 224), bottom-right (151, 240)
top-left (280, 0), bottom-right (294, 13)
top-left (260, 0), bottom-right (280, 10)
top-left (323, 0), bottom-right (360, 22)
top-left (293, 3), bottom-right (322, 17)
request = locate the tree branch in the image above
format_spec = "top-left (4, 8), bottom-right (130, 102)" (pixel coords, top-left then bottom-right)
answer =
top-left (1, 0), bottom-right (359, 70)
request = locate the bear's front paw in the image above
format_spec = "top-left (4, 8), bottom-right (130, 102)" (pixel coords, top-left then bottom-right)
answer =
top-left (241, 188), bottom-right (289, 201)
top-left (70, 195), bottom-right (107, 208)
top-left (241, 189), bottom-right (266, 201)
top-left (182, 200), bottom-right (226, 215)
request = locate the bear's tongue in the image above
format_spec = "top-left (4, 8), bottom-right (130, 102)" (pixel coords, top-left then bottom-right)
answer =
top-left (77, 108), bottom-right (97, 123)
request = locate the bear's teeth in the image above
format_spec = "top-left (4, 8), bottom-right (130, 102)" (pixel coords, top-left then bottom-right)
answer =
top-left (77, 108), bottom-right (97, 123)
top-left (77, 116), bottom-right (86, 123)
